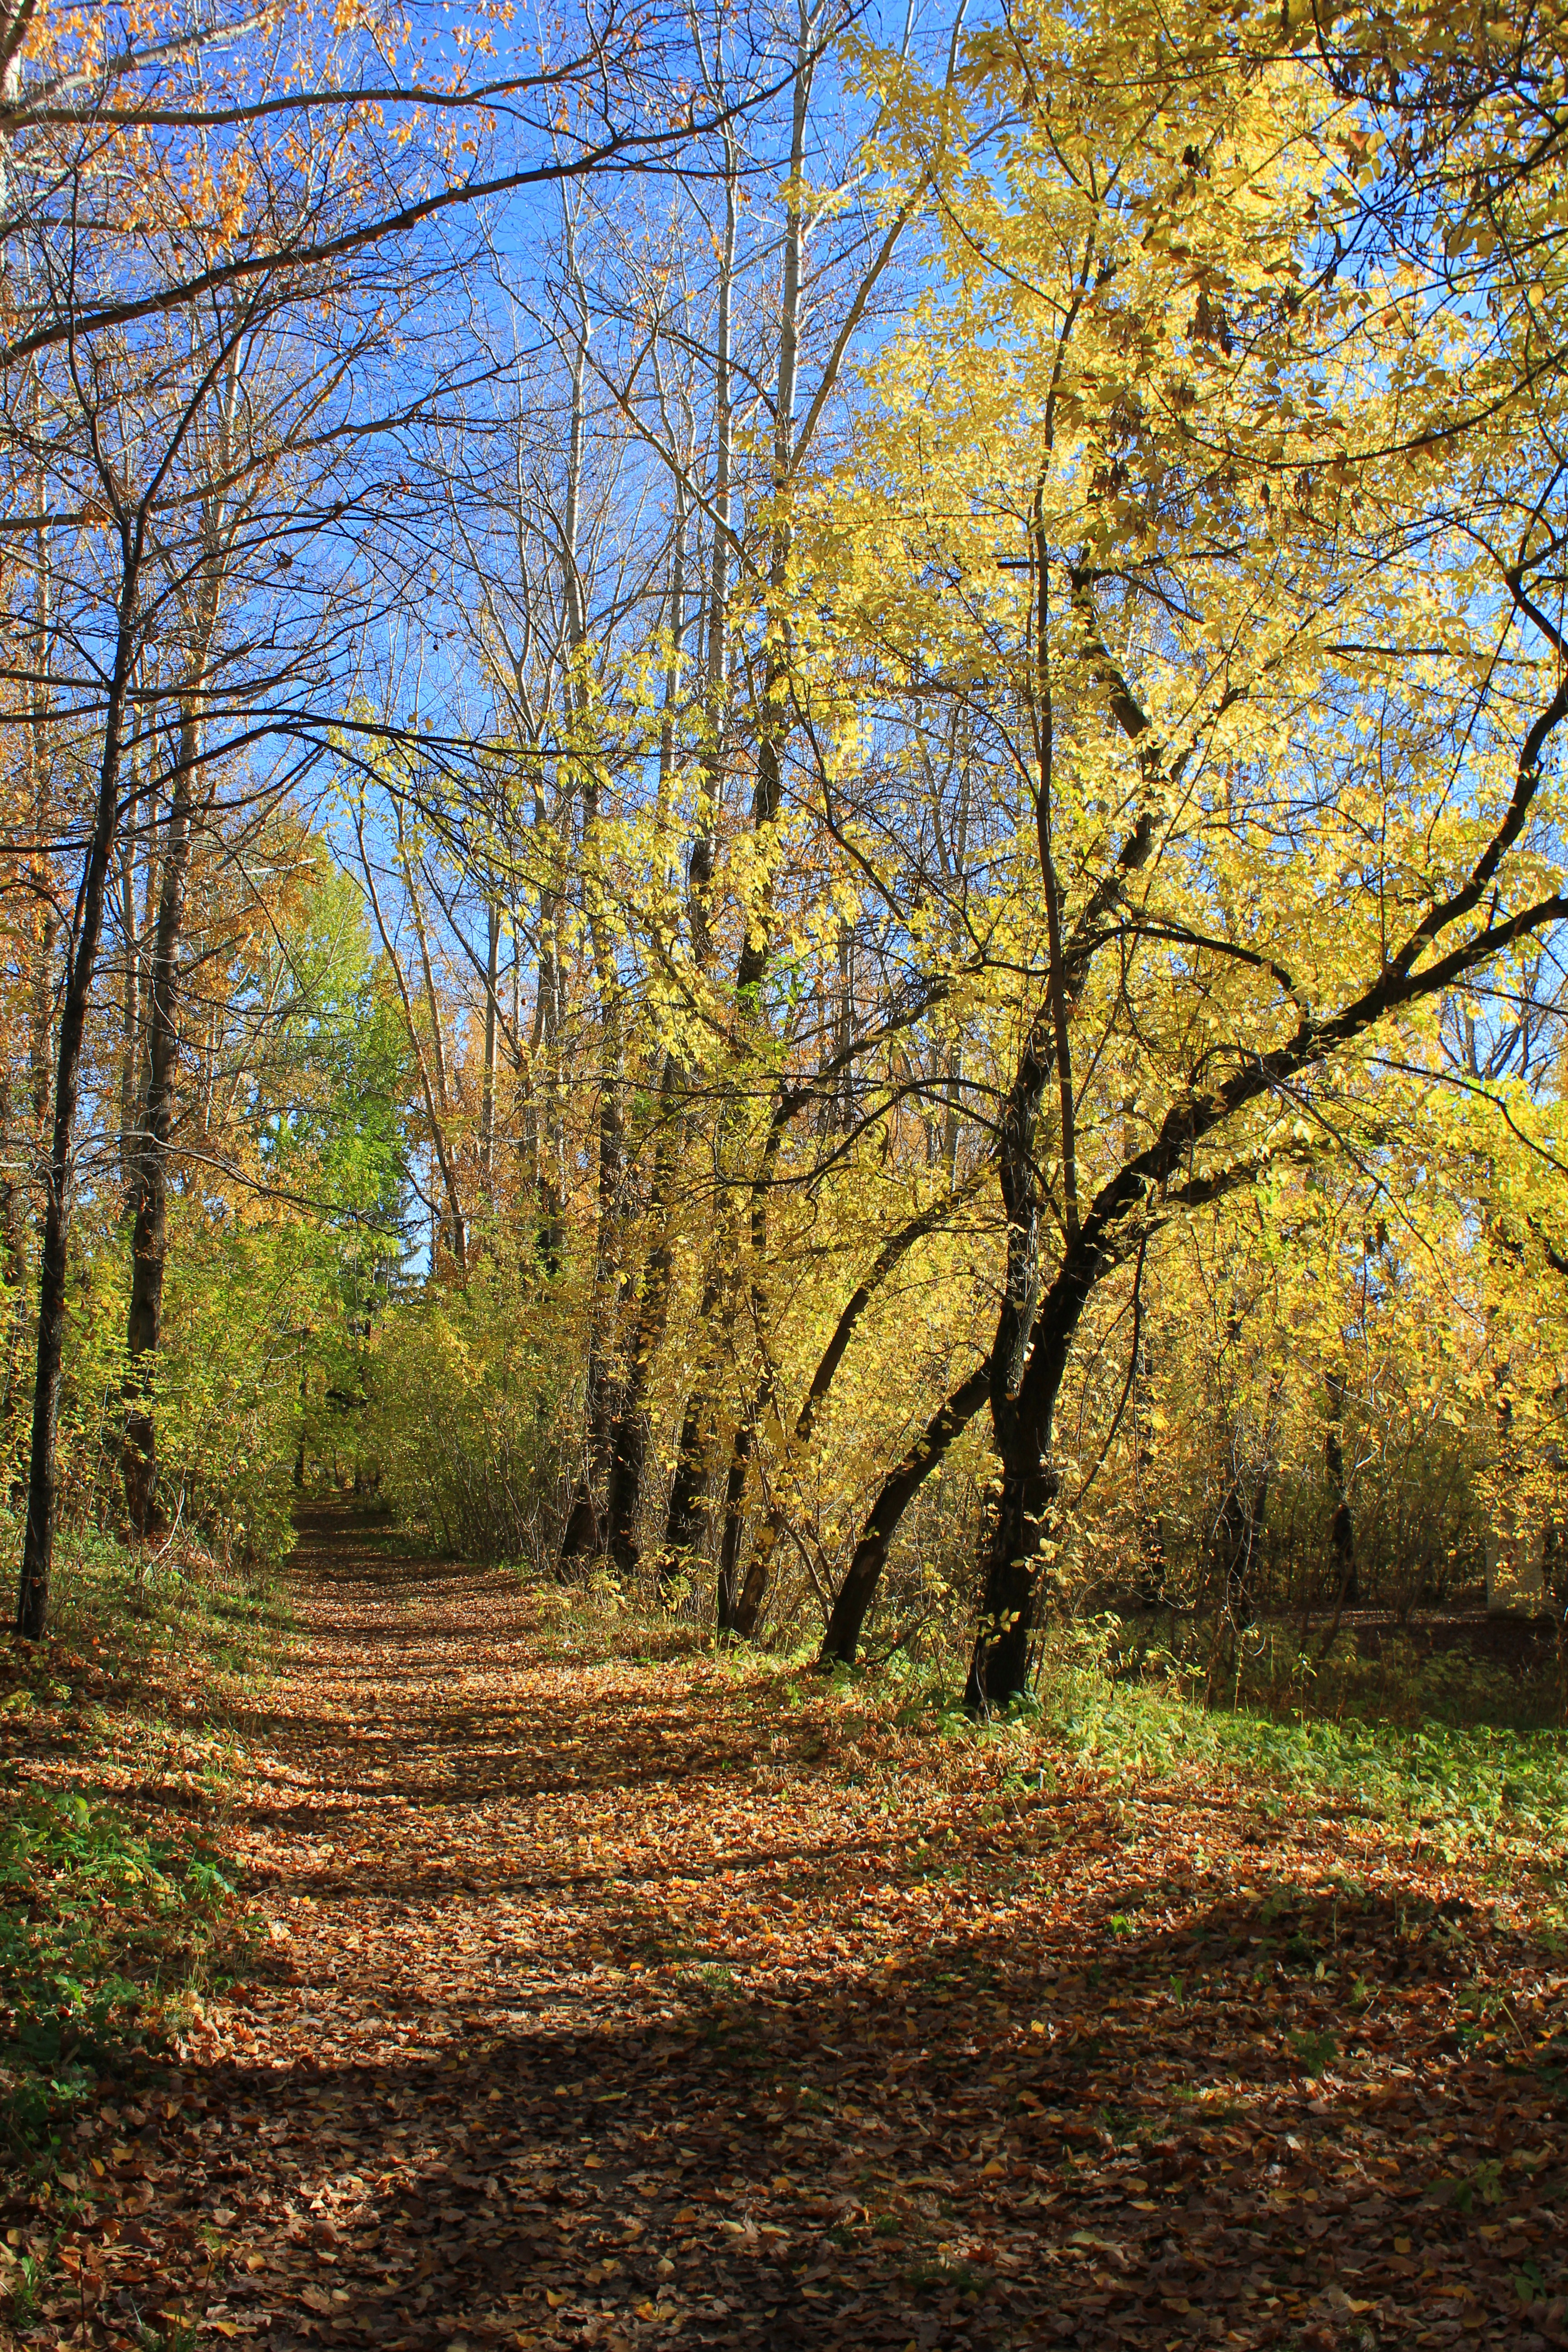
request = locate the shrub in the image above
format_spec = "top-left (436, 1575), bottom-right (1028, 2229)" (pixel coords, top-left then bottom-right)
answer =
top-left (363, 1255), bottom-right (581, 1568)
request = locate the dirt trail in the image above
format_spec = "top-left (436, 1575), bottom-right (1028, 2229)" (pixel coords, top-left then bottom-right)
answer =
top-left (56, 1507), bottom-right (1568, 2351)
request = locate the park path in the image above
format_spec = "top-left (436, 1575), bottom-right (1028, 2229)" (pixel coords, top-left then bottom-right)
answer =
top-left (54, 1506), bottom-right (1568, 2351)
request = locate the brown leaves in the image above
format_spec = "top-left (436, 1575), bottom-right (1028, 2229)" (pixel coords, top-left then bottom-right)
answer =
top-left (5, 1508), bottom-right (1566, 2349)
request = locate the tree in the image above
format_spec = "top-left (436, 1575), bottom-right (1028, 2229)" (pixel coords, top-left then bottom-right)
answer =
top-left (808, 0), bottom-right (1568, 1703)
top-left (3, 0), bottom-right (808, 1631)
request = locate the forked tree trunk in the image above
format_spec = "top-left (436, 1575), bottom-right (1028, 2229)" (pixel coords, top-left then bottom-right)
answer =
top-left (731, 1172), bottom-right (988, 1640)
top-left (963, 1262), bottom-right (1093, 1711)
top-left (819, 1361), bottom-right (992, 1665)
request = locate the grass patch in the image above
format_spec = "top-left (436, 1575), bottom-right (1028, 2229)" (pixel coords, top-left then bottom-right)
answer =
top-left (869, 1619), bottom-right (1568, 1893)
top-left (0, 1512), bottom-right (279, 2157)
top-left (0, 1507), bottom-right (293, 1690)
top-left (1036, 1654), bottom-right (1568, 1859)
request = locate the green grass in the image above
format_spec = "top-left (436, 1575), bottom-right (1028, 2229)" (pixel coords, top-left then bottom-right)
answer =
top-left (0, 1513), bottom-right (282, 2155)
top-left (0, 1785), bottom-right (239, 2151)
top-left (878, 1617), bottom-right (1568, 1888)
top-left (0, 1508), bottom-right (293, 1686)
top-left (1038, 1670), bottom-right (1568, 1852)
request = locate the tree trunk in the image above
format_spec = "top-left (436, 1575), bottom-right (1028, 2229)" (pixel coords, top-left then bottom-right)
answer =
top-left (657, 1269), bottom-right (723, 1588)
top-left (558, 1020), bottom-right (624, 1566)
top-left (704, 32), bottom-right (812, 1627)
top-left (1214, 1457), bottom-right (1269, 1632)
top-left (27, 498), bottom-right (59, 1160)
top-left (819, 1360), bottom-right (992, 1666)
top-left (1131, 1327), bottom-right (1165, 1605)
top-left (964, 1248), bottom-right (1098, 1710)
top-left (0, 1072), bottom-right (26, 1463)
top-left (964, 1397), bottom-right (1062, 1713)
top-left (1324, 1372), bottom-right (1357, 1607)
top-left (480, 899), bottom-right (500, 1203)
top-left (554, 255), bottom-right (631, 1568)
top-left (716, 1433), bottom-right (754, 1630)
top-left (1211, 1375), bottom-right (1281, 1636)
top-left (602, 1056), bottom-right (683, 1578)
top-left (122, 702), bottom-right (201, 1538)
top-left (16, 585), bottom-right (139, 1638)
top-left (117, 808), bottom-right (143, 1199)
top-left (531, 787), bottom-right (567, 1274)
top-left (598, 491), bottom-right (692, 1578)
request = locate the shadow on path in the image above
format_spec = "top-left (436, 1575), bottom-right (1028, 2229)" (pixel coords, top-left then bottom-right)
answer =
top-left (64, 1505), bottom-right (1568, 2352)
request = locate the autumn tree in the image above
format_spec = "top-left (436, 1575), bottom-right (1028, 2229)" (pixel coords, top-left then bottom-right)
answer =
top-left (2, 0), bottom-right (803, 1633)
top-left (803, 0), bottom-right (1568, 1703)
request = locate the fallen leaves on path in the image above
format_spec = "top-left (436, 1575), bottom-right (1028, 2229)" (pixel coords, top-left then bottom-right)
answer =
top-left (3, 1506), bottom-right (1566, 2350)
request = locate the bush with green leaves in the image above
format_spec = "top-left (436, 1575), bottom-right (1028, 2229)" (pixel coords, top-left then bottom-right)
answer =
top-left (363, 1254), bottom-right (583, 1568)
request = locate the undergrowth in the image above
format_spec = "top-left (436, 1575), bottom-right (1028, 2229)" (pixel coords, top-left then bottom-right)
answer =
top-left (0, 1507), bottom-right (293, 1686)
top-left (880, 1619), bottom-right (1568, 1903)
top-left (1120, 1611), bottom-right (1568, 1734)
top-left (0, 1787), bottom-right (237, 2154)
top-left (1, 1513), bottom-right (277, 2159)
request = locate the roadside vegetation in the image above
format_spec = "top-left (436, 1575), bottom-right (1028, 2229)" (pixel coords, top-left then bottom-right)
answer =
top-left (0, 1516), bottom-right (283, 2176)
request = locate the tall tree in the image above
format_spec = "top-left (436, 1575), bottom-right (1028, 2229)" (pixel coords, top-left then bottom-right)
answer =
top-left (812, 0), bottom-right (1568, 1700)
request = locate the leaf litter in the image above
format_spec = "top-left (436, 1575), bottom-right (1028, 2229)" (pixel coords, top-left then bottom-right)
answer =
top-left (2, 1505), bottom-right (1566, 2351)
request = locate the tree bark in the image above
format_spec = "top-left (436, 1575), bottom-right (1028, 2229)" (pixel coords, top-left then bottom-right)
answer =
top-left (480, 898), bottom-right (500, 1203)
top-left (122, 698), bottom-right (201, 1537)
top-left (1324, 1372), bottom-right (1357, 1607)
top-left (819, 1360), bottom-right (993, 1666)
top-left (965, 1382), bottom-right (1060, 1707)
top-left (16, 576), bottom-right (140, 1637)
top-left (117, 791), bottom-right (144, 1199)
top-left (1131, 1317), bottom-right (1164, 1604)
top-left (602, 1056), bottom-right (683, 1578)
top-left (0, 1072), bottom-right (26, 1464)
top-left (657, 1268), bottom-right (723, 1587)
top-left (26, 489), bottom-right (59, 1158)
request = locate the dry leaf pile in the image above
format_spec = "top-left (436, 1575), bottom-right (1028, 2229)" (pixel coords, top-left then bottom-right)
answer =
top-left (3, 1506), bottom-right (1566, 2351)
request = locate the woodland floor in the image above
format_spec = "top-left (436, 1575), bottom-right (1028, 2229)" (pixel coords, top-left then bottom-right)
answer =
top-left (5, 1504), bottom-right (1568, 2352)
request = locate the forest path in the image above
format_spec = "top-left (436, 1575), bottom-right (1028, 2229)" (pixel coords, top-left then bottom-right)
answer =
top-left (80, 1505), bottom-right (1565, 2352)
